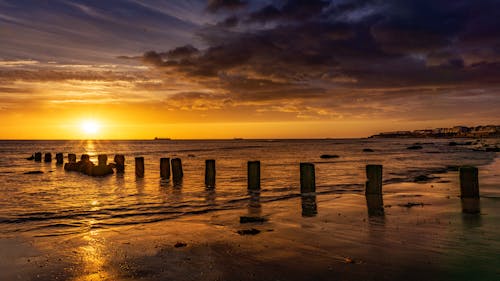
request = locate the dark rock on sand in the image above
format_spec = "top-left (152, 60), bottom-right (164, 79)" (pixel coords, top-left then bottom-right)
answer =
top-left (485, 147), bottom-right (500, 152)
top-left (413, 175), bottom-right (436, 183)
top-left (362, 148), bottom-right (374, 152)
top-left (407, 145), bottom-right (423, 150)
top-left (26, 155), bottom-right (35, 160)
top-left (240, 216), bottom-right (267, 224)
top-left (24, 171), bottom-right (43, 174)
top-left (237, 228), bottom-right (261, 235)
top-left (398, 202), bottom-right (426, 208)
top-left (320, 154), bottom-right (339, 159)
top-left (174, 242), bottom-right (187, 248)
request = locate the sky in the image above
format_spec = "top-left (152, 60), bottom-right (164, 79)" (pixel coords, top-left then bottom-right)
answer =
top-left (1, 0), bottom-right (499, 139)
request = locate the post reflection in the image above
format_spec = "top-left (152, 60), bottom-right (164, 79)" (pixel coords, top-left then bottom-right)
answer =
top-left (461, 198), bottom-right (480, 214)
top-left (301, 194), bottom-right (317, 217)
top-left (247, 190), bottom-right (262, 217)
top-left (205, 189), bottom-right (216, 206)
top-left (365, 194), bottom-right (384, 217)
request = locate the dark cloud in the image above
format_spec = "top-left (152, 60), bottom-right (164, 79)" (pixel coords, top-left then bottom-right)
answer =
top-left (207, 0), bottom-right (247, 12)
top-left (129, 0), bottom-right (500, 120)
top-left (248, 0), bottom-right (330, 23)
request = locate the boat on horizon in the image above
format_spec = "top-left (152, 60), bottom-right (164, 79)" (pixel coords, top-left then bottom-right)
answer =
top-left (154, 137), bottom-right (171, 140)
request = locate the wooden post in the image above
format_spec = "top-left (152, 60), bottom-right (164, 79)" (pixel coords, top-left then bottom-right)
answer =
top-left (460, 166), bottom-right (479, 198)
top-left (34, 152), bottom-right (42, 162)
top-left (205, 159), bottom-right (216, 188)
top-left (44, 153), bottom-right (52, 163)
top-left (171, 158), bottom-right (183, 183)
top-left (68, 153), bottom-right (76, 163)
top-left (300, 163), bottom-right (315, 193)
top-left (81, 154), bottom-right (90, 162)
top-left (160, 158), bottom-right (170, 179)
top-left (366, 165), bottom-right (383, 195)
top-left (98, 154), bottom-right (108, 166)
top-left (135, 157), bottom-right (144, 178)
top-left (247, 161), bottom-right (261, 190)
top-left (56, 153), bottom-right (64, 165)
top-left (114, 154), bottom-right (125, 173)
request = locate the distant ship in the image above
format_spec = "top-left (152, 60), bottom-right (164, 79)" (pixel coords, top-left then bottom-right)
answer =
top-left (154, 137), bottom-right (171, 140)
top-left (233, 137), bottom-right (244, 140)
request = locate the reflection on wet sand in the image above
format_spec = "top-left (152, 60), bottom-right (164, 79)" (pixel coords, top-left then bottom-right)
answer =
top-left (301, 194), bottom-right (317, 217)
top-left (205, 189), bottom-right (216, 206)
top-left (247, 190), bottom-right (261, 217)
top-left (75, 229), bottom-right (112, 281)
top-left (365, 194), bottom-right (384, 217)
top-left (461, 198), bottom-right (480, 214)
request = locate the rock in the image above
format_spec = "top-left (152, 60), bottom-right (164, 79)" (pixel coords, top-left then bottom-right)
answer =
top-left (485, 147), bottom-right (500, 152)
top-left (91, 165), bottom-right (114, 176)
top-left (362, 148), bottom-right (374, 152)
top-left (237, 228), bottom-right (261, 235)
top-left (407, 145), bottom-right (423, 150)
top-left (26, 155), bottom-right (35, 160)
top-left (240, 216), bottom-right (267, 224)
top-left (398, 202), bottom-right (426, 208)
top-left (24, 171), bottom-right (43, 174)
top-left (413, 175), bottom-right (435, 182)
top-left (320, 154), bottom-right (339, 159)
top-left (174, 242), bottom-right (187, 248)
top-left (449, 141), bottom-right (458, 146)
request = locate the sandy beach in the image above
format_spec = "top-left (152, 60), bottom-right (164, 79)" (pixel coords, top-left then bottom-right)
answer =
top-left (2, 167), bottom-right (499, 281)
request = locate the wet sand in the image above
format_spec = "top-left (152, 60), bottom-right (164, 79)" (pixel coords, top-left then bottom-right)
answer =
top-left (1, 170), bottom-right (499, 281)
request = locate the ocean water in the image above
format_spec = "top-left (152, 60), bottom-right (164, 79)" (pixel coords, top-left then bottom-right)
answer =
top-left (0, 138), bottom-right (498, 238)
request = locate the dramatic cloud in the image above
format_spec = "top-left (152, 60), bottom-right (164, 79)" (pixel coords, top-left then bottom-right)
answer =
top-left (1, 0), bottom-right (500, 132)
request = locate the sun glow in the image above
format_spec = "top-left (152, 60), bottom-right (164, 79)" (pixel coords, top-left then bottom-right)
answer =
top-left (81, 120), bottom-right (100, 135)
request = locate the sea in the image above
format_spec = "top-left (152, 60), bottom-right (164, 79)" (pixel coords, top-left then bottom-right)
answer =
top-left (0, 138), bottom-right (499, 238)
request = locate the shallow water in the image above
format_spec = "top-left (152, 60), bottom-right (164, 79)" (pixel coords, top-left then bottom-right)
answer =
top-left (0, 138), bottom-right (498, 237)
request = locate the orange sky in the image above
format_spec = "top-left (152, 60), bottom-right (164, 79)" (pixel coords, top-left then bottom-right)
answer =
top-left (1, 1), bottom-right (499, 139)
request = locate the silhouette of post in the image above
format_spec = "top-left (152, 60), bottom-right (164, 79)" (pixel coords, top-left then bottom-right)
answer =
top-left (44, 153), bottom-right (52, 163)
top-left (98, 154), bottom-right (107, 166)
top-left (247, 161), bottom-right (261, 190)
top-left (300, 163), bottom-right (315, 193)
top-left (34, 152), bottom-right (42, 162)
top-left (460, 166), bottom-right (479, 198)
top-left (171, 158), bottom-right (183, 183)
top-left (114, 154), bottom-right (125, 173)
top-left (160, 158), bottom-right (170, 179)
top-left (205, 159), bottom-right (216, 188)
top-left (81, 154), bottom-right (90, 162)
top-left (366, 165), bottom-right (383, 195)
top-left (56, 153), bottom-right (64, 165)
top-left (135, 157), bottom-right (144, 178)
top-left (68, 153), bottom-right (76, 163)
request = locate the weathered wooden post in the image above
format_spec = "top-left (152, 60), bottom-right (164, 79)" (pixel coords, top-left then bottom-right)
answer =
top-left (171, 158), bottom-right (183, 183)
top-left (247, 161), bottom-right (261, 190)
top-left (205, 159), bottom-right (216, 188)
top-left (98, 154), bottom-right (108, 166)
top-left (366, 165), bottom-right (383, 195)
top-left (366, 194), bottom-right (384, 217)
top-left (81, 154), bottom-right (90, 162)
top-left (68, 153), bottom-right (76, 163)
top-left (459, 166), bottom-right (479, 198)
top-left (135, 157), bottom-right (144, 178)
top-left (114, 154), bottom-right (125, 173)
top-left (56, 153), bottom-right (64, 165)
top-left (300, 163), bottom-right (315, 193)
top-left (34, 152), bottom-right (42, 162)
top-left (160, 158), bottom-right (170, 179)
top-left (44, 153), bottom-right (52, 162)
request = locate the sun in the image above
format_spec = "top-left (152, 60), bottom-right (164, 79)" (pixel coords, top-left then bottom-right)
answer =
top-left (81, 120), bottom-right (100, 134)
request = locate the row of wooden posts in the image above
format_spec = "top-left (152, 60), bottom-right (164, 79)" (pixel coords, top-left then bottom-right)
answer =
top-left (33, 152), bottom-right (480, 199)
